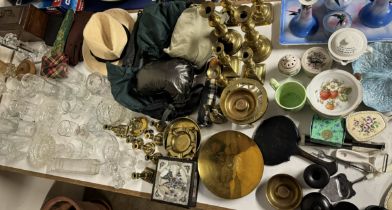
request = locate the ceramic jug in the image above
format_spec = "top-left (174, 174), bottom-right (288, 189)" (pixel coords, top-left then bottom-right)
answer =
top-left (289, 0), bottom-right (319, 38)
top-left (324, 0), bottom-right (352, 11)
top-left (359, 0), bottom-right (392, 28)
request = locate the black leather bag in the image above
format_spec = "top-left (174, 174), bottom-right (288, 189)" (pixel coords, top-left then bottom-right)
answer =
top-left (107, 62), bottom-right (203, 121)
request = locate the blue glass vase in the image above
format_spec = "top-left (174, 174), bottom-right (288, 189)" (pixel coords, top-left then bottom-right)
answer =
top-left (289, 4), bottom-right (319, 38)
top-left (359, 0), bottom-right (392, 28)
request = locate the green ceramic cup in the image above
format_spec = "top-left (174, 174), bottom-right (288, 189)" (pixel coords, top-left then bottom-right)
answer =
top-left (270, 78), bottom-right (306, 112)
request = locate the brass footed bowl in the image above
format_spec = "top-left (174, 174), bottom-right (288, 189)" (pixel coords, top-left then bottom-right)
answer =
top-left (220, 78), bottom-right (268, 124)
top-left (266, 174), bottom-right (302, 210)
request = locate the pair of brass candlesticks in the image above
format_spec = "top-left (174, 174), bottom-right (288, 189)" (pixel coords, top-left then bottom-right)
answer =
top-left (222, 0), bottom-right (274, 26)
top-left (211, 43), bottom-right (265, 87)
top-left (200, 1), bottom-right (272, 63)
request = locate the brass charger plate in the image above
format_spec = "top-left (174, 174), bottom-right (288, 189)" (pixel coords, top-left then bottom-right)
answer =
top-left (266, 174), bottom-right (302, 210)
top-left (198, 130), bottom-right (264, 199)
top-left (220, 78), bottom-right (268, 125)
top-left (164, 117), bottom-right (200, 159)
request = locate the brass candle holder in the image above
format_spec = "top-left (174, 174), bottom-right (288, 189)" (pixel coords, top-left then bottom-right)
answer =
top-left (131, 138), bottom-right (144, 149)
top-left (200, 2), bottom-right (243, 55)
top-left (104, 124), bottom-right (129, 138)
top-left (213, 42), bottom-right (240, 78)
top-left (241, 47), bottom-right (266, 84)
top-left (252, 0), bottom-right (274, 26)
top-left (145, 152), bottom-right (162, 164)
top-left (221, 0), bottom-right (239, 26)
top-left (131, 167), bottom-right (155, 184)
top-left (206, 57), bottom-right (229, 88)
top-left (152, 133), bottom-right (163, 146)
top-left (236, 5), bottom-right (272, 63)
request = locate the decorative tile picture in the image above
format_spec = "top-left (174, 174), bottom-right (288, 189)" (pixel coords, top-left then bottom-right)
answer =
top-left (152, 157), bottom-right (198, 208)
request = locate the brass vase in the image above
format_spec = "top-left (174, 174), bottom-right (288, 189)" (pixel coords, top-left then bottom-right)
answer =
top-left (236, 5), bottom-right (272, 63)
top-left (200, 2), bottom-right (243, 55)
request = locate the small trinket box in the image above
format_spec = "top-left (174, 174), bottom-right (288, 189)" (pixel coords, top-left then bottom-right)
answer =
top-left (152, 157), bottom-right (199, 208)
top-left (301, 47), bottom-right (333, 77)
top-left (346, 111), bottom-right (388, 142)
top-left (278, 54), bottom-right (301, 76)
top-left (310, 114), bottom-right (345, 147)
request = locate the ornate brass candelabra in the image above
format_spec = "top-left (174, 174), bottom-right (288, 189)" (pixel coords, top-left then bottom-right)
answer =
top-left (131, 167), bottom-right (155, 183)
top-left (200, 2), bottom-right (243, 55)
top-left (241, 47), bottom-right (266, 84)
top-left (235, 5), bottom-right (272, 63)
top-left (252, 0), bottom-right (274, 26)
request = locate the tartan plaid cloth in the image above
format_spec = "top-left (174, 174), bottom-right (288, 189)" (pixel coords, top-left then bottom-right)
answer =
top-left (41, 53), bottom-right (69, 79)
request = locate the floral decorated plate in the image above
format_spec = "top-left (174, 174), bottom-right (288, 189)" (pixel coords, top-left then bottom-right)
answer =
top-left (352, 42), bottom-right (392, 112)
top-left (346, 111), bottom-right (391, 142)
top-left (306, 69), bottom-right (362, 118)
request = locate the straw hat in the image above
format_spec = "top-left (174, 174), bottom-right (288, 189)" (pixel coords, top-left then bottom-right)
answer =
top-left (82, 8), bottom-right (134, 75)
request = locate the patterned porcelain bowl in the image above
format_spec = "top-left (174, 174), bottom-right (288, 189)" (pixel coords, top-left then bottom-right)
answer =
top-left (306, 69), bottom-right (362, 118)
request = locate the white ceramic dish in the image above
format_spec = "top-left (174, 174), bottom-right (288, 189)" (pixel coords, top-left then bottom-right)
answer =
top-left (306, 69), bottom-right (362, 118)
top-left (328, 28), bottom-right (371, 65)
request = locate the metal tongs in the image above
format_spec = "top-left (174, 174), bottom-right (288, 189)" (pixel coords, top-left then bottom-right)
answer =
top-left (313, 149), bottom-right (373, 173)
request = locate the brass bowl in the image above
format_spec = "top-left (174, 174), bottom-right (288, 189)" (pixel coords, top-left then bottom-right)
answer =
top-left (163, 117), bottom-right (201, 159)
top-left (198, 130), bottom-right (264, 199)
top-left (266, 174), bottom-right (303, 210)
top-left (220, 78), bottom-right (268, 124)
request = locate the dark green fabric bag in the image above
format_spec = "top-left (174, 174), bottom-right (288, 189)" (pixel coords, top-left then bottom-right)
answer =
top-left (107, 1), bottom-right (203, 121)
top-left (136, 1), bottom-right (187, 60)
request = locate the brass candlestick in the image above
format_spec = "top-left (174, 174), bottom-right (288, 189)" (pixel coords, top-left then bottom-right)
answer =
top-left (104, 124), bottom-right (129, 138)
top-left (241, 47), bottom-right (266, 84)
top-left (152, 133), bottom-right (163, 146)
top-left (145, 152), bottom-right (162, 164)
top-left (252, 0), bottom-right (274, 26)
top-left (131, 138), bottom-right (144, 149)
top-left (221, 0), bottom-right (239, 26)
top-left (236, 5), bottom-right (272, 63)
top-left (213, 42), bottom-right (240, 78)
top-left (200, 2), bottom-right (243, 55)
top-left (131, 167), bottom-right (155, 183)
top-left (206, 57), bottom-right (229, 88)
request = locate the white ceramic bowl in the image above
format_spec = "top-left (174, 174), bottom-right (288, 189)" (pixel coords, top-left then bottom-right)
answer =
top-left (306, 69), bottom-right (362, 118)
